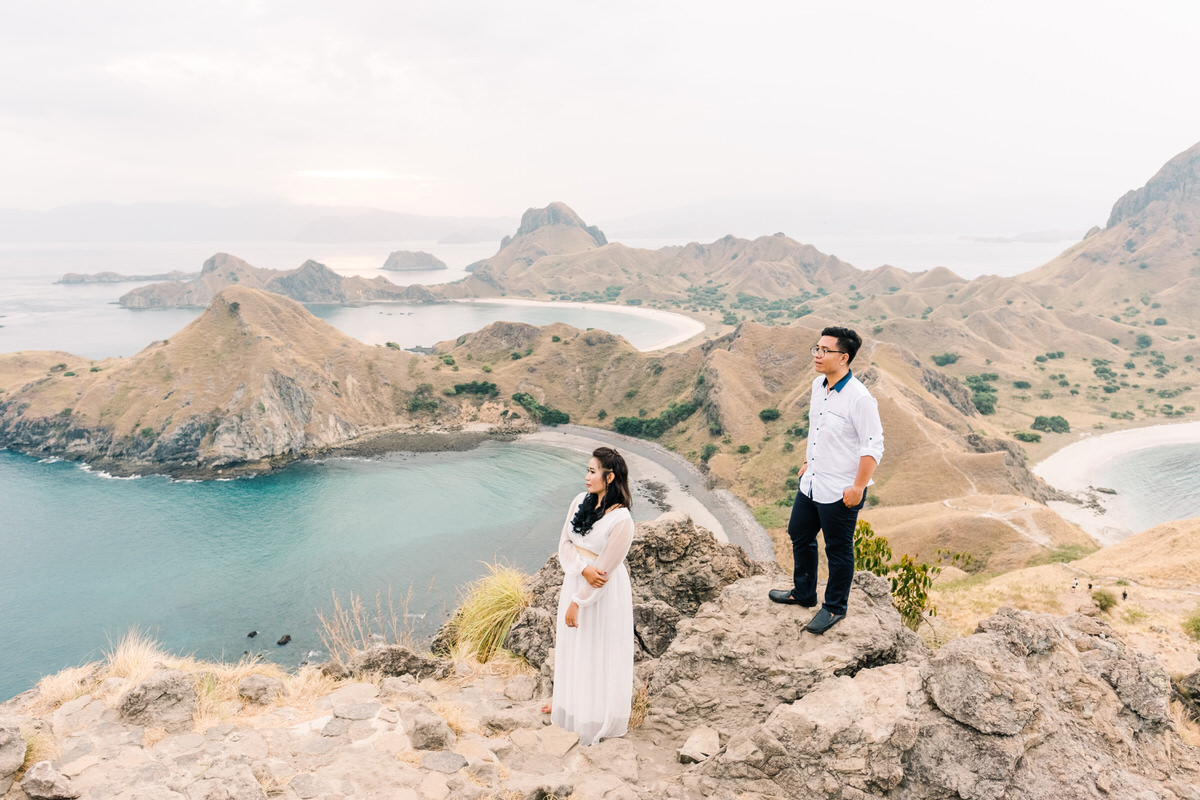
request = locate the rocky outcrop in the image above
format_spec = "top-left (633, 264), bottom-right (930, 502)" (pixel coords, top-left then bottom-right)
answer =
top-left (116, 670), bottom-right (196, 733)
top-left (694, 606), bottom-right (1197, 799)
top-left (500, 514), bottom-right (764, 668)
top-left (381, 250), bottom-right (447, 271)
top-left (515, 201), bottom-right (608, 247)
top-left (1107, 140), bottom-right (1200, 228)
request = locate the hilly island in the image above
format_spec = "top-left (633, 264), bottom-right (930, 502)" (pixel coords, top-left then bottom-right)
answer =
top-left (1, 144), bottom-right (1199, 798)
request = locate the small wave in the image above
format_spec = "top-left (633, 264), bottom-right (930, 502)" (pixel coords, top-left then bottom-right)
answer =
top-left (78, 463), bottom-right (142, 480)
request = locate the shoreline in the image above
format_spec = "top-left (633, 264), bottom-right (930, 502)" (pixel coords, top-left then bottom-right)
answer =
top-left (461, 297), bottom-right (708, 351)
top-left (517, 424), bottom-right (775, 562)
top-left (1033, 420), bottom-right (1200, 545)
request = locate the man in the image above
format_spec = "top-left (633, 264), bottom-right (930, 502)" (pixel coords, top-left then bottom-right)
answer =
top-left (769, 326), bottom-right (884, 634)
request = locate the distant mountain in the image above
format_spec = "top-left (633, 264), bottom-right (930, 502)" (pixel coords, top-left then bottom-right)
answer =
top-left (0, 203), bottom-right (516, 243)
top-left (119, 253), bottom-right (435, 308)
top-left (1018, 140), bottom-right (1200, 324)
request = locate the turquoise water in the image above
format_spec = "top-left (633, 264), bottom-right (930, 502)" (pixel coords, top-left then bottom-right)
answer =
top-left (0, 443), bottom-right (592, 702)
top-left (1089, 443), bottom-right (1200, 534)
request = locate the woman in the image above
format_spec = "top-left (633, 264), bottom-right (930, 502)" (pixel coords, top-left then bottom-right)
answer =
top-left (549, 446), bottom-right (635, 746)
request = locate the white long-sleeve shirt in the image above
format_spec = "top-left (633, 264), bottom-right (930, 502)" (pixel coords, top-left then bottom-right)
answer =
top-left (799, 370), bottom-right (884, 504)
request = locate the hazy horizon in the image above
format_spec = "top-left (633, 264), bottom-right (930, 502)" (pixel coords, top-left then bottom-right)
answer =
top-left (3, 2), bottom-right (1200, 238)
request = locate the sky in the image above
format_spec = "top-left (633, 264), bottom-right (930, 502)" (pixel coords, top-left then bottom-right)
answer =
top-left (4, 1), bottom-right (1200, 234)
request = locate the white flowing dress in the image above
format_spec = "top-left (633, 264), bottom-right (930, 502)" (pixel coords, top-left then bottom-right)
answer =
top-left (550, 491), bottom-right (635, 746)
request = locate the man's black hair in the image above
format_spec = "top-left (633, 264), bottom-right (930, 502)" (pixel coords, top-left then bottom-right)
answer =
top-left (822, 326), bottom-right (862, 364)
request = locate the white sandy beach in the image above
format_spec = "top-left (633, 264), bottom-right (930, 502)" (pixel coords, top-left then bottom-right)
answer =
top-left (518, 425), bottom-right (775, 562)
top-left (462, 298), bottom-right (707, 351)
top-left (1034, 421), bottom-right (1200, 545)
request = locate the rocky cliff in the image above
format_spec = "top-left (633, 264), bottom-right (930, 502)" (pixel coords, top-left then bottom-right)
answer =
top-left (1, 517), bottom-right (1196, 800)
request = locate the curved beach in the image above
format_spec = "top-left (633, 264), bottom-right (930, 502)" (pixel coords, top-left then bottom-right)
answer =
top-left (518, 424), bottom-right (775, 562)
top-left (1034, 421), bottom-right (1200, 545)
top-left (463, 298), bottom-right (708, 351)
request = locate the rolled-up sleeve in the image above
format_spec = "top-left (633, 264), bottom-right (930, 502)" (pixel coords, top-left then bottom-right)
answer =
top-left (852, 395), bottom-right (884, 465)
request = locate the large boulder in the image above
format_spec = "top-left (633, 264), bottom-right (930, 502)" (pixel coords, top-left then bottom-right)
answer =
top-left (347, 644), bottom-right (451, 681)
top-left (116, 670), bottom-right (197, 733)
top-left (645, 571), bottom-right (923, 736)
top-left (0, 723), bottom-right (25, 794)
top-left (502, 514), bottom-right (765, 667)
top-left (697, 605), bottom-right (1200, 799)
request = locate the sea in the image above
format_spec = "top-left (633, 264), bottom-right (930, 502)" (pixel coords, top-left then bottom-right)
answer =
top-left (1, 233), bottom-right (1195, 701)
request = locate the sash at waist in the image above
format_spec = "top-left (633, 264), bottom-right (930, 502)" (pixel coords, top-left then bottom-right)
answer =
top-left (574, 543), bottom-right (599, 560)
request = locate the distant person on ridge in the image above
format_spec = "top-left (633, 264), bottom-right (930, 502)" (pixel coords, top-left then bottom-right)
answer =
top-left (770, 326), bottom-right (884, 634)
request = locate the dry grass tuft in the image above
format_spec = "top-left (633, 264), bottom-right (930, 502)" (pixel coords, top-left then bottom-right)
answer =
top-left (284, 666), bottom-right (342, 705)
top-left (316, 587), bottom-right (417, 673)
top-left (19, 727), bottom-right (58, 775)
top-left (142, 726), bottom-right (168, 748)
top-left (453, 564), bottom-right (530, 663)
top-left (1171, 701), bottom-right (1200, 747)
top-left (629, 684), bottom-right (649, 729)
top-left (430, 700), bottom-right (482, 735)
top-left (32, 664), bottom-right (100, 712)
top-left (102, 628), bottom-right (185, 685)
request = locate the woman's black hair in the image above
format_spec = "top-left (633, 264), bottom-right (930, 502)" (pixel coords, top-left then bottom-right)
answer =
top-left (570, 446), bottom-right (633, 536)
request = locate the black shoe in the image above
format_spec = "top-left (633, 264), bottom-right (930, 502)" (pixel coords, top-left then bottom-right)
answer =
top-left (805, 608), bottom-right (846, 634)
top-left (769, 589), bottom-right (816, 606)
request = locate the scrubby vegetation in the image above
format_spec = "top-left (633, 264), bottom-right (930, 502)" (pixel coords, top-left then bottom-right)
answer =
top-left (853, 520), bottom-right (972, 631)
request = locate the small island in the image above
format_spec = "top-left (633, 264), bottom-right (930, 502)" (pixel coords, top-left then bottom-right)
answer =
top-left (381, 250), bottom-right (447, 271)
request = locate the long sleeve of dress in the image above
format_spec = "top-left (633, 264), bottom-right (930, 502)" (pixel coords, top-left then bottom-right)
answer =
top-left (570, 513), bottom-right (634, 609)
top-left (557, 492), bottom-right (588, 578)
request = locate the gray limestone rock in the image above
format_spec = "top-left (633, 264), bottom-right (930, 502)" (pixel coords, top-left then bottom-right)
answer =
top-left (0, 724), bottom-right (25, 793)
top-left (421, 750), bottom-right (467, 774)
top-left (236, 674), bottom-right (284, 705)
top-left (503, 675), bottom-right (537, 702)
top-left (20, 761), bottom-right (79, 799)
top-left (185, 761), bottom-right (267, 800)
top-left (117, 669), bottom-right (197, 733)
top-left (632, 599), bottom-right (682, 658)
top-left (677, 725), bottom-right (720, 764)
top-left (644, 572), bottom-right (924, 734)
top-left (501, 515), bottom-right (763, 669)
top-left (348, 644), bottom-right (450, 681)
top-left (404, 708), bottom-right (455, 750)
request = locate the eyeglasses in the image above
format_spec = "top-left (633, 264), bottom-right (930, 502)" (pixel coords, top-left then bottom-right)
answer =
top-left (811, 346), bottom-right (845, 357)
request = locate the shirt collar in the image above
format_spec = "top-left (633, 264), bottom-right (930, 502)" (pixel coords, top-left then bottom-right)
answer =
top-left (822, 370), bottom-right (854, 392)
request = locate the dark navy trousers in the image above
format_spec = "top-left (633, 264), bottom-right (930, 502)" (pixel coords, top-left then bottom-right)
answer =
top-left (786, 488), bottom-right (864, 616)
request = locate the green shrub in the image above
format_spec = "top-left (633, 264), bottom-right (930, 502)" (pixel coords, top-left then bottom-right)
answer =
top-left (386, 341), bottom-right (401, 350)
top-left (1184, 606), bottom-right (1200, 641)
top-left (931, 352), bottom-right (959, 367)
top-left (453, 381), bottom-right (499, 397)
top-left (1013, 431), bottom-right (1041, 443)
top-left (700, 444), bottom-right (719, 463)
top-left (759, 408), bottom-right (781, 422)
top-left (1031, 415), bottom-right (1070, 434)
top-left (512, 392), bottom-right (569, 426)
top-left (1092, 589), bottom-right (1118, 613)
top-left (737, 444), bottom-right (751, 454)
top-left (612, 401), bottom-right (698, 439)
top-left (1013, 380), bottom-right (1032, 389)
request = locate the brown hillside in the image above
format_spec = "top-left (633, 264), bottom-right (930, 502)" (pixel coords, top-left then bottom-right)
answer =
top-left (1072, 517), bottom-right (1200, 591)
top-left (1018, 140), bottom-right (1200, 326)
